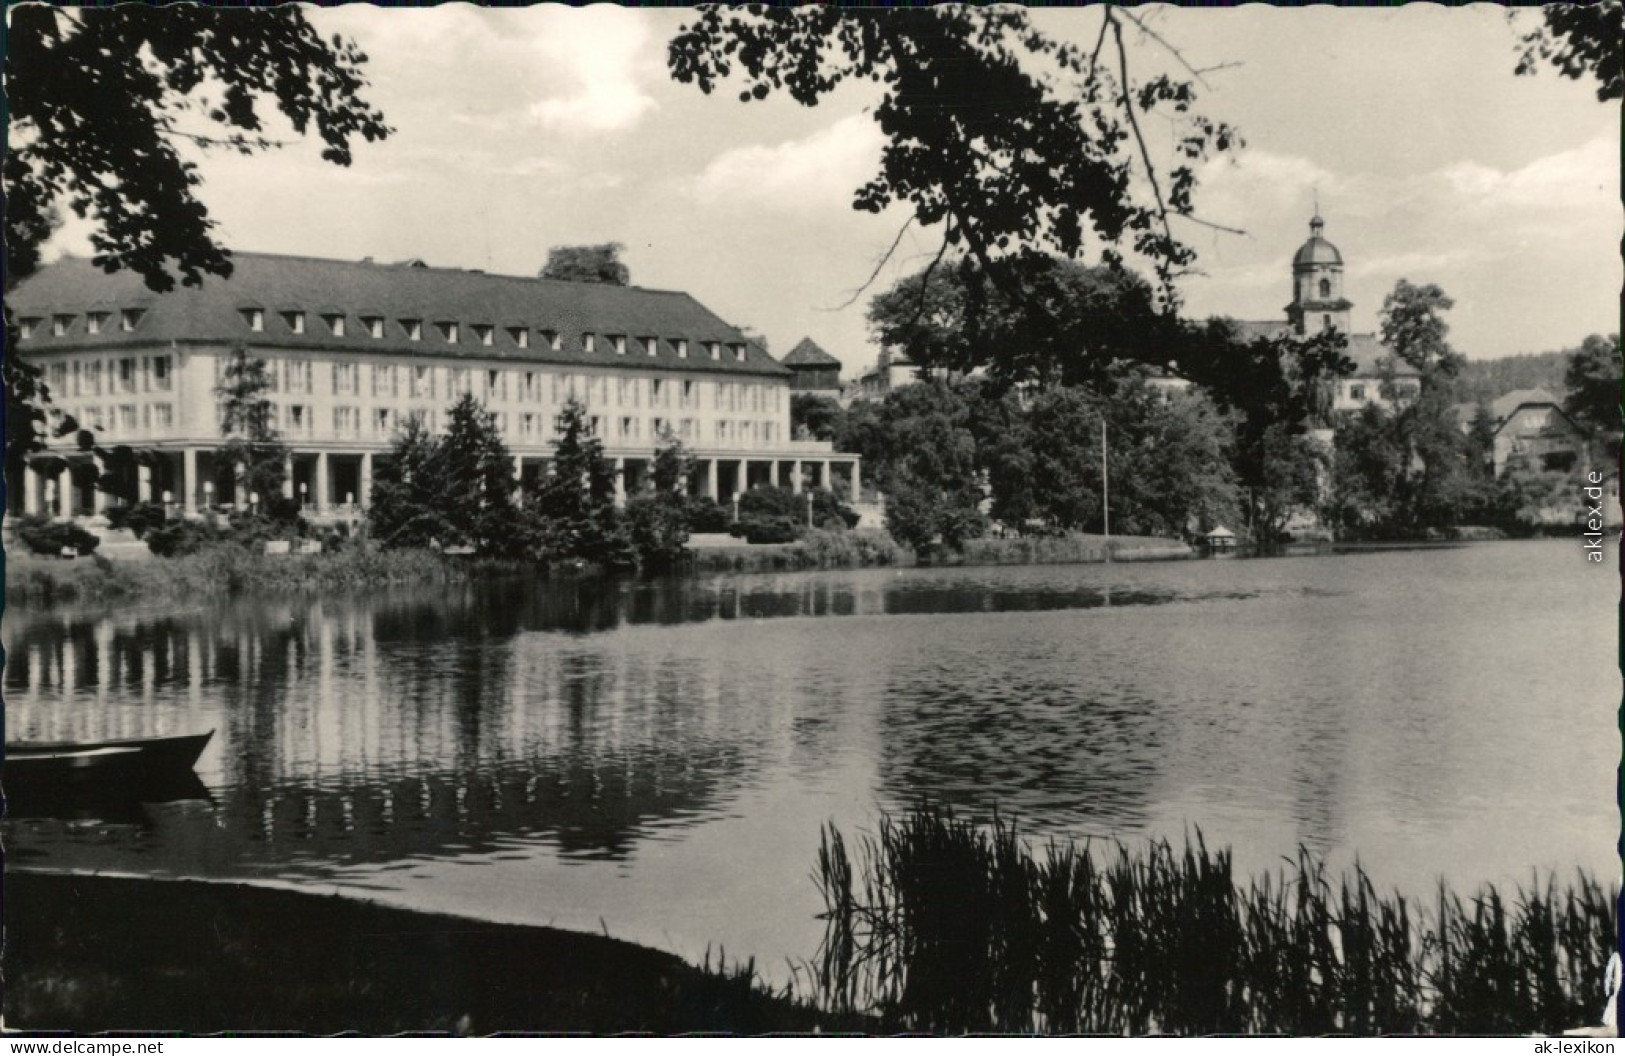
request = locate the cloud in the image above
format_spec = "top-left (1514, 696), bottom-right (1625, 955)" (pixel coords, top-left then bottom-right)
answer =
top-left (694, 115), bottom-right (885, 211)
top-left (523, 7), bottom-right (657, 135)
top-left (1439, 135), bottom-right (1616, 214)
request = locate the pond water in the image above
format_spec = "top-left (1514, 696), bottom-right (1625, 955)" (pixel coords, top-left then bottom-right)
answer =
top-left (4, 540), bottom-right (1618, 979)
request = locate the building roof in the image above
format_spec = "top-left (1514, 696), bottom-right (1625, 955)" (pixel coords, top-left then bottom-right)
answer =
top-left (9, 253), bottom-right (791, 378)
top-left (1490, 387), bottom-right (1562, 420)
top-left (781, 337), bottom-right (841, 369)
top-left (1292, 236), bottom-right (1344, 268)
top-left (1292, 214), bottom-right (1344, 267)
top-left (1229, 321), bottom-right (1415, 378)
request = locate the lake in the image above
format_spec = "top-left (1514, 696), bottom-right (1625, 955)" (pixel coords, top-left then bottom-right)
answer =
top-left (4, 539), bottom-right (1618, 980)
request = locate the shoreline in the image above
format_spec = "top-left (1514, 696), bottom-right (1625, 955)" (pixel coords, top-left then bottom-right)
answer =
top-left (3, 869), bottom-right (862, 1035)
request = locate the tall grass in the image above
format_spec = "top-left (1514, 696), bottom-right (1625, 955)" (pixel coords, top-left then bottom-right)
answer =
top-left (812, 804), bottom-right (1618, 1035)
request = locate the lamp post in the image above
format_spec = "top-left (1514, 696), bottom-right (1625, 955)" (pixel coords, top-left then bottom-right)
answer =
top-left (807, 490), bottom-right (814, 529)
top-left (732, 491), bottom-right (741, 524)
top-left (162, 490), bottom-right (173, 521)
top-left (1100, 417), bottom-right (1111, 563)
top-left (249, 491), bottom-right (260, 517)
top-left (203, 480), bottom-right (214, 511)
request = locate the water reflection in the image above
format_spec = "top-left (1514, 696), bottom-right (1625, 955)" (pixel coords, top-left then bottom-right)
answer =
top-left (3, 542), bottom-right (1617, 974)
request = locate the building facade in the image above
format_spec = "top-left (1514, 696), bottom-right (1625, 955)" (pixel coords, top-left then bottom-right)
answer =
top-left (8, 253), bottom-right (858, 521)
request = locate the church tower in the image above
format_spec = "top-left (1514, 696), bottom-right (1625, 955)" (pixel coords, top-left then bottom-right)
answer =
top-left (1286, 213), bottom-right (1353, 336)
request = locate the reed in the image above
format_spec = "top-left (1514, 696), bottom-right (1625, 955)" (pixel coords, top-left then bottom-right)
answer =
top-left (811, 804), bottom-right (1618, 1035)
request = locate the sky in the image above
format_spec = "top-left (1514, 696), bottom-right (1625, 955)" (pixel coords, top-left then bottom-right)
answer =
top-left (39, 4), bottom-right (1622, 376)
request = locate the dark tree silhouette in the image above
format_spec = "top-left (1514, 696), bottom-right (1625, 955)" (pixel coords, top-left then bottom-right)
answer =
top-left (1513, 1), bottom-right (1622, 102)
top-left (539, 244), bottom-right (631, 286)
top-left (6, 5), bottom-right (390, 290)
top-left (669, 7), bottom-right (1242, 311)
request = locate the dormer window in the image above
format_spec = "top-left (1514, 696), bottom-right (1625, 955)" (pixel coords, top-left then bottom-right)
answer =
top-left (242, 309), bottom-right (265, 332)
top-left (18, 317), bottom-right (39, 339)
top-left (283, 311), bottom-right (306, 334)
top-left (506, 326), bottom-right (529, 348)
top-left (583, 332), bottom-right (596, 354)
top-left (324, 314), bottom-right (346, 337)
top-left (51, 314), bottom-right (74, 337)
top-left (362, 315), bottom-right (384, 339)
top-left (541, 330), bottom-right (560, 351)
top-left (86, 311), bottom-right (109, 335)
top-left (402, 318), bottom-right (422, 341)
top-left (644, 336), bottom-right (659, 357)
top-left (707, 341), bottom-right (721, 361)
top-left (732, 343), bottom-right (746, 362)
top-left (473, 324), bottom-right (494, 347)
top-left (613, 334), bottom-right (627, 356)
top-left (675, 339), bottom-right (688, 359)
top-left (119, 309), bottom-right (144, 332)
top-left (436, 321), bottom-right (459, 343)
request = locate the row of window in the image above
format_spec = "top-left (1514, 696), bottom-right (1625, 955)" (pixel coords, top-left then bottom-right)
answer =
top-left (47, 356), bottom-right (172, 397)
top-left (248, 357), bottom-right (783, 412)
top-left (68, 404), bottom-right (173, 433)
top-left (252, 404), bottom-right (779, 447)
top-left (19, 310), bottom-right (146, 339)
top-left (236, 307), bottom-right (751, 362)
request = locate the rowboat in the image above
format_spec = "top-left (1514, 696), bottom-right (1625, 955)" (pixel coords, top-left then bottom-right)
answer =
top-left (4, 731), bottom-right (214, 809)
top-left (6, 730), bottom-right (213, 773)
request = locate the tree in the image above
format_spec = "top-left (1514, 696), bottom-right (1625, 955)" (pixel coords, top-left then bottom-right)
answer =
top-left (626, 429), bottom-right (694, 570)
top-left (791, 393), bottom-right (844, 442)
top-left (669, 7), bottom-right (1241, 309)
top-left (1563, 333), bottom-right (1622, 446)
top-left (368, 414), bottom-right (451, 550)
top-left (539, 244), bottom-right (630, 286)
top-left (1513, 1), bottom-right (1622, 102)
top-left (437, 395), bottom-right (523, 556)
top-left (216, 345), bottom-right (291, 516)
top-left (6, 5), bottom-right (389, 290)
top-left (529, 398), bottom-right (633, 568)
top-left (1379, 280), bottom-right (1465, 382)
top-left (875, 381), bottom-right (987, 552)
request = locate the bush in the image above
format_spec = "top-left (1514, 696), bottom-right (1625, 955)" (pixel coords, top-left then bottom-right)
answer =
top-left (13, 516), bottom-right (101, 556)
top-left (741, 517), bottom-right (799, 544)
top-left (685, 497), bottom-right (733, 534)
top-left (104, 502), bottom-right (168, 539)
top-left (144, 518), bottom-right (236, 558)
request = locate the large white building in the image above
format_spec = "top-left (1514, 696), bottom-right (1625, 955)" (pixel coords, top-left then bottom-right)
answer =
top-left (8, 253), bottom-right (859, 520)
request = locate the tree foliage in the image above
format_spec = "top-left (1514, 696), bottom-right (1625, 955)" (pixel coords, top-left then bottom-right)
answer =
top-left (1513, 1), bottom-right (1623, 102)
top-left (626, 430), bottom-right (694, 570)
top-left (539, 244), bottom-right (631, 286)
top-left (369, 414), bottom-right (452, 551)
top-left (791, 393), bottom-right (844, 442)
top-left (6, 5), bottom-right (390, 289)
top-left (669, 7), bottom-right (1241, 306)
top-left (437, 395), bottom-right (523, 555)
top-left (216, 345), bottom-right (290, 515)
top-left (528, 398), bottom-right (634, 568)
top-left (866, 254), bottom-right (1353, 424)
top-left (1563, 332), bottom-right (1622, 441)
top-left (1379, 280), bottom-right (1465, 381)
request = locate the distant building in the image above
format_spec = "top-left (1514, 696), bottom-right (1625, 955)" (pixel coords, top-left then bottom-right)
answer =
top-left (1456, 388), bottom-right (1588, 477)
top-left (1229, 214), bottom-right (1421, 412)
top-left (780, 337), bottom-right (843, 394)
top-left (845, 348), bottom-right (930, 404)
top-left (8, 253), bottom-right (859, 520)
